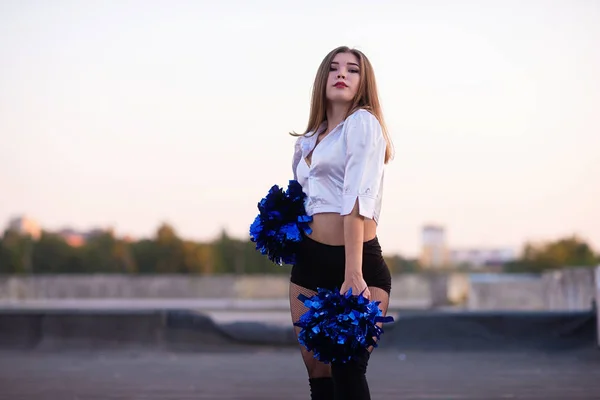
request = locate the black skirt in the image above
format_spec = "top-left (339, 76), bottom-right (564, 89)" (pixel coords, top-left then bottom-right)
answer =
top-left (290, 234), bottom-right (392, 295)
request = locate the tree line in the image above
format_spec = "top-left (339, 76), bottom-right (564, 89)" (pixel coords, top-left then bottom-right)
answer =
top-left (0, 223), bottom-right (597, 275)
top-left (503, 235), bottom-right (599, 273)
top-left (0, 223), bottom-right (419, 275)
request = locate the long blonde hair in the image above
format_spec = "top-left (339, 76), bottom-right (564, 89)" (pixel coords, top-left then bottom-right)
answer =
top-left (291, 46), bottom-right (394, 164)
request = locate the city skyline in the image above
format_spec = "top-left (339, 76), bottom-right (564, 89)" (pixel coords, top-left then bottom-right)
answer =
top-left (1, 1), bottom-right (599, 258)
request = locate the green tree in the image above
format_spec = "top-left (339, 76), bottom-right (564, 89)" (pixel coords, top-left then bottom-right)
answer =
top-left (154, 223), bottom-right (187, 273)
top-left (211, 229), bottom-right (236, 274)
top-left (241, 237), bottom-right (286, 274)
top-left (31, 231), bottom-right (83, 273)
top-left (384, 255), bottom-right (420, 274)
top-left (196, 243), bottom-right (216, 274)
top-left (130, 239), bottom-right (160, 274)
top-left (81, 232), bottom-right (137, 273)
top-left (0, 230), bottom-right (34, 274)
top-left (505, 235), bottom-right (598, 273)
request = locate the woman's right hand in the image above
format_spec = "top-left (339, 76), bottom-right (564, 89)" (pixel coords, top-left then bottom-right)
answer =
top-left (340, 273), bottom-right (371, 300)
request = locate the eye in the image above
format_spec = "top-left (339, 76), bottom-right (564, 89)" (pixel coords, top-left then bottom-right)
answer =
top-left (350, 69), bottom-right (360, 74)
top-left (329, 66), bottom-right (337, 71)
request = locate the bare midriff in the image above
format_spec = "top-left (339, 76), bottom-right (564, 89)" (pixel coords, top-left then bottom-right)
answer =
top-left (306, 212), bottom-right (378, 246)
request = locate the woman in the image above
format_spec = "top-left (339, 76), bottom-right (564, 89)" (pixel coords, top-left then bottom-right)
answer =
top-left (289, 46), bottom-right (394, 400)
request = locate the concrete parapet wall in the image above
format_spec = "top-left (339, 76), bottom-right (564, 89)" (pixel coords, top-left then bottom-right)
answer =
top-left (0, 274), bottom-right (451, 306)
top-left (468, 274), bottom-right (545, 310)
top-left (468, 267), bottom-right (599, 312)
top-left (542, 267), bottom-right (597, 311)
top-left (0, 275), bottom-right (252, 300)
top-left (389, 274), bottom-right (431, 306)
top-left (1, 268), bottom-right (595, 314)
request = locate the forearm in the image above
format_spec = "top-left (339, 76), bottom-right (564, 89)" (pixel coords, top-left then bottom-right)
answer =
top-left (343, 200), bottom-right (365, 279)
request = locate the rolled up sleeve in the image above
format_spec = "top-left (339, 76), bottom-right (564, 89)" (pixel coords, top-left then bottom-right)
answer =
top-left (340, 110), bottom-right (386, 219)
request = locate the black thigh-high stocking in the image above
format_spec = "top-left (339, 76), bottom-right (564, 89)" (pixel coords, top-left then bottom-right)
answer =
top-left (331, 346), bottom-right (371, 400)
top-left (289, 282), bottom-right (334, 400)
top-left (331, 286), bottom-right (390, 400)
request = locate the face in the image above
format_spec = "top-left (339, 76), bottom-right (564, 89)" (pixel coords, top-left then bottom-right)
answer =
top-left (325, 52), bottom-right (361, 105)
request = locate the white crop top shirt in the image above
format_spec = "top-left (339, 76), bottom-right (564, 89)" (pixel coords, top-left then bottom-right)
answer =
top-left (292, 109), bottom-right (386, 224)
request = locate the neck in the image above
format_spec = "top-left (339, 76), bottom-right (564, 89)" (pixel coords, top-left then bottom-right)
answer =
top-left (326, 102), bottom-right (350, 133)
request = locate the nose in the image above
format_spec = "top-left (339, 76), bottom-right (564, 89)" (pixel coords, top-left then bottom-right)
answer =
top-left (337, 70), bottom-right (346, 79)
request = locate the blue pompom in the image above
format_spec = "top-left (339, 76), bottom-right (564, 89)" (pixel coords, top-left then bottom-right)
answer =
top-left (249, 180), bottom-right (312, 265)
top-left (293, 287), bottom-right (394, 364)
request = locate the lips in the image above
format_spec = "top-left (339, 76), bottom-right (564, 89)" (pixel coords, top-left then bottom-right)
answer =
top-left (334, 82), bottom-right (348, 88)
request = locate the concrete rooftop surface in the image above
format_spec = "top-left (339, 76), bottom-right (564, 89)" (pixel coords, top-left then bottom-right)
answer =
top-left (1, 347), bottom-right (599, 400)
top-left (1, 298), bottom-right (598, 399)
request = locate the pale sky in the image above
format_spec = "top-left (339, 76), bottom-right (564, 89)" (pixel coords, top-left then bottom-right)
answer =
top-left (1, 0), bottom-right (599, 258)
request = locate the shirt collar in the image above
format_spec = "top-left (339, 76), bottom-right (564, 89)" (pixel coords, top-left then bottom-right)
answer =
top-left (301, 119), bottom-right (345, 156)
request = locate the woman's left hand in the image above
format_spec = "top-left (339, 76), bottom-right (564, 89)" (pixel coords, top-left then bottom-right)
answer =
top-left (340, 274), bottom-right (371, 300)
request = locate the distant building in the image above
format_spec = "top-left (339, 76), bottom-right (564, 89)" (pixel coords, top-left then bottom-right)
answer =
top-left (450, 248), bottom-right (517, 268)
top-left (419, 224), bottom-right (450, 269)
top-left (57, 228), bottom-right (86, 247)
top-left (419, 224), bottom-right (517, 270)
top-left (57, 227), bottom-right (113, 247)
top-left (3, 216), bottom-right (123, 248)
top-left (7, 216), bottom-right (42, 240)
